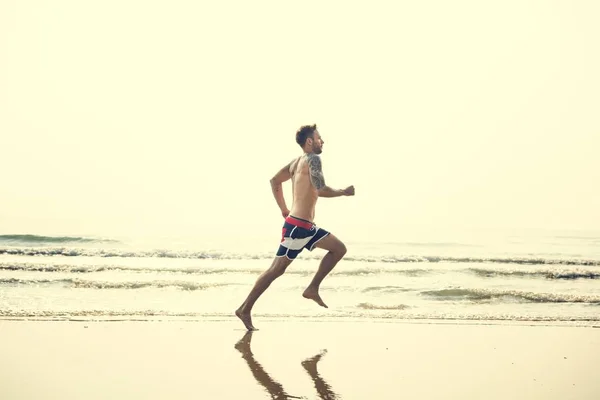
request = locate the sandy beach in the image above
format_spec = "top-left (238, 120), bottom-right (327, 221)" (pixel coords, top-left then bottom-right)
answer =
top-left (1, 319), bottom-right (598, 399)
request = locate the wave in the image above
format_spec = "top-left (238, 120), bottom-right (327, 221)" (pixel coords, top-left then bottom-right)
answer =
top-left (0, 277), bottom-right (232, 291)
top-left (553, 235), bottom-right (599, 241)
top-left (377, 242), bottom-right (480, 247)
top-left (0, 247), bottom-right (247, 259)
top-left (468, 268), bottom-right (600, 280)
top-left (1, 310), bottom-right (599, 323)
top-left (2, 262), bottom-right (598, 282)
top-left (0, 234), bottom-right (117, 244)
top-left (2, 247), bottom-right (599, 266)
top-left (0, 262), bottom-right (435, 277)
top-left (380, 256), bottom-right (600, 266)
top-left (421, 288), bottom-right (600, 304)
top-left (357, 303), bottom-right (409, 310)
top-left (362, 286), bottom-right (414, 293)
top-left (335, 268), bottom-right (432, 277)
top-left (0, 262), bottom-right (248, 275)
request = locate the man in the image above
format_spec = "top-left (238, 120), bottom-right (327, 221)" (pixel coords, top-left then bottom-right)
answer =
top-left (235, 124), bottom-right (355, 330)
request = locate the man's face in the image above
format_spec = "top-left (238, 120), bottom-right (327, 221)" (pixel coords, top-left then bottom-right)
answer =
top-left (309, 131), bottom-right (324, 154)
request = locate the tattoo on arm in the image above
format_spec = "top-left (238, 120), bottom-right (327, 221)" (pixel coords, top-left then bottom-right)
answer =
top-left (307, 154), bottom-right (325, 190)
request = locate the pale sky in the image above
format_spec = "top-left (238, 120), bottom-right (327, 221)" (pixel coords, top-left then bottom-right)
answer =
top-left (1, 1), bottom-right (599, 240)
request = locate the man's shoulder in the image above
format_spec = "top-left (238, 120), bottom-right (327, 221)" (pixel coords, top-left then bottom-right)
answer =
top-left (305, 153), bottom-right (321, 162)
top-left (305, 153), bottom-right (322, 168)
top-left (288, 156), bottom-right (301, 173)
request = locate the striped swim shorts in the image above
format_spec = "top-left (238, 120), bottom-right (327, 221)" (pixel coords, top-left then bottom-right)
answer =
top-left (276, 215), bottom-right (330, 260)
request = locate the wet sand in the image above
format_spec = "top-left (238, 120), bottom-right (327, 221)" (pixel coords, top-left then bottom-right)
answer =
top-left (1, 319), bottom-right (599, 399)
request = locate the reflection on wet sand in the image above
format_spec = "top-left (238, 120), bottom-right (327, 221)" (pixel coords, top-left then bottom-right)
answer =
top-left (301, 349), bottom-right (337, 400)
top-left (235, 331), bottom-right (339, 400)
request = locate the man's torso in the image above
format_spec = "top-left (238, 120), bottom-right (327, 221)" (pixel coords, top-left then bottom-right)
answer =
top-left (289, 155), bottom-right (318, 221)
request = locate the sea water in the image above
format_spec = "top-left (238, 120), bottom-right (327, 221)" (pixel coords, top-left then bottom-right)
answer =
top-left (1, 229), bottom-right (599, 325)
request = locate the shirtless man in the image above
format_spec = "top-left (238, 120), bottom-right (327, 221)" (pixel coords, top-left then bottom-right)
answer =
top-left (235, 124), bottom-right (355, 330)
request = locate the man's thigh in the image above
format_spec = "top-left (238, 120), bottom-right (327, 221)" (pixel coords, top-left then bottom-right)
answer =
top-left (311, 233), bottom-right (345, 253)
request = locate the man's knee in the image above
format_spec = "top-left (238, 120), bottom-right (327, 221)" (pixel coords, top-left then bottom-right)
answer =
top-left (271, 257), bottom-right (292, 276)
top-left (272, 265), bottom-right (287, 277)
top-left (334, 241), bottom-right (347, 258)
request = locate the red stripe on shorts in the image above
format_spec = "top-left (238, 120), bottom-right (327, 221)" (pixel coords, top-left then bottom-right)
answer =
top-left (285, 216), bottom-right (313, 230)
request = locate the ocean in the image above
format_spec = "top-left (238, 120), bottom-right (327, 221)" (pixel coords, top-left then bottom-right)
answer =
top-left (1, 229), bottom-right (599, 325)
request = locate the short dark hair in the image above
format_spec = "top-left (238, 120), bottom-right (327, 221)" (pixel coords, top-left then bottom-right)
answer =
top-left (296, 124), bottom-right (317, 147)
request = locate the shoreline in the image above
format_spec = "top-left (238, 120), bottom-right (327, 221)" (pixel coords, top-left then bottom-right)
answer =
top-left (1, 315), bottom-right (599, 328)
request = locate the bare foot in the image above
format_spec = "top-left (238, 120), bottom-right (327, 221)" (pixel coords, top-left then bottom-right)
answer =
top-left (302, 288), bottom-right (328, 308)
top-left (235, 308), bottom-right (257, 331)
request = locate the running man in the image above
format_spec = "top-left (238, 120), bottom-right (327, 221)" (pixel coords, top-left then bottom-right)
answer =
top-left (235, 124), bottom-right (355, 330)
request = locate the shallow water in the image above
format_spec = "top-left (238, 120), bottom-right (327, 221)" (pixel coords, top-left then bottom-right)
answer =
top-left (1, 231), bottom-right (599, 324)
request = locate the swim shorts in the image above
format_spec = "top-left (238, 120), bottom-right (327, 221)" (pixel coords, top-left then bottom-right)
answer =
top-left (276, 215), bottom-right (330, 260)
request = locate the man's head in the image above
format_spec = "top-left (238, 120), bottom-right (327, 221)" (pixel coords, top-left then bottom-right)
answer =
top-left (296, 124), bottom-right (324, 154)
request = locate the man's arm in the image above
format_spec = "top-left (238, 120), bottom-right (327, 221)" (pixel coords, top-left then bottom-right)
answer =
top-left (270, 161), bottom-right (292, 217)
top-left (318, 186), bottom-right (346, 198)
top-left (307, 154), bottom-right (354, 198)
